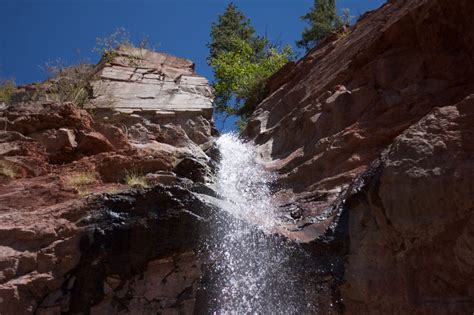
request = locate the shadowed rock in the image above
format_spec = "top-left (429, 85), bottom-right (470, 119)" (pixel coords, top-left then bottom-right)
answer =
top-left (245, 0), bottom-right (474, 313)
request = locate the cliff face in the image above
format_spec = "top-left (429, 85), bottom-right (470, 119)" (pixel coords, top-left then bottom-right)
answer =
top-left (2, 1), bottom-right (474, 313)
top-left (246, 0), bottom-right (474, 313)
top-left (89, 46), bottom-right (214, 146)
top-left (0, 49), bottom-right (217, 314)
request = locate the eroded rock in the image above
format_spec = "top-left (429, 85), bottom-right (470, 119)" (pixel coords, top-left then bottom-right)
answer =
top-left (0, 47), bottom-right (217, 314)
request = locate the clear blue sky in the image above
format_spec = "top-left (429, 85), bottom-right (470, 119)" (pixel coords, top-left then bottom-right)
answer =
top-left (0, 0), bottom-right (385, 130)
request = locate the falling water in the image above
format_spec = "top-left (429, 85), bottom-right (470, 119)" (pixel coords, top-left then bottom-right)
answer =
top-left (215, 133), bottom-right (277, 231)
top-left (202, 133), bottom-right (320, 314)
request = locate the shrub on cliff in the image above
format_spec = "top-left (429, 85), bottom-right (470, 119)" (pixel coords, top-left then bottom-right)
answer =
top-left (124, 172), bottom-right (149, 189)
top-left (41, 60), bottom-right (92, 107)
top-left (208, 3), bottom-right (293, 125)
top-left (0, 79), bottom-right (16, 104)
top-left (297, 0), bottom-right (350, 50)
top-left (93, 27), bottom-right (132, 62)
top-left (0, 160), bottom-right (17, 178)
top-left (93, 27), bottom-right (156, 66)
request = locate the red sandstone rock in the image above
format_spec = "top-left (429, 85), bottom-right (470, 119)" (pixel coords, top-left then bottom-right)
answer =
top-left (0, 49), bottom-right (215, 313)
top-left (76, 131), bottom-right (115, 155)
top-left (342, 95), bottom-right (474, 313)
top-left (247, 0), bottom-right (474, 237)
top-left (30, 128), bottom-right (77, 155)
top-left (245, 0), bottom-right (474, 312)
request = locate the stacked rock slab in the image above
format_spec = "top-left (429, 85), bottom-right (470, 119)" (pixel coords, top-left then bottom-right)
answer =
top-left (90, 46), bottom-right (213, 118)
top-left (89, 47), bottom-right (215, 146)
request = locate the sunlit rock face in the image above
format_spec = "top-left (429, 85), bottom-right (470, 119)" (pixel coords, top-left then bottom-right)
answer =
top-left (0, 47), bottom-right (217, 314)
top-left (245, 0), bottom-right (474, 313)
top-left (89, 46), bottom-right (215, 146)
top-left (90, 46), bottom-right (213, 118)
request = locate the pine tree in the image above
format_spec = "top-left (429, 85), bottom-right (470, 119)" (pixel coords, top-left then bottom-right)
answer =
top-left (297, 0), bottom-right (342, 50)
top-left (207, 3), bottom-right (257, 64)
top-left (207, 3), bottom-right (293, 123)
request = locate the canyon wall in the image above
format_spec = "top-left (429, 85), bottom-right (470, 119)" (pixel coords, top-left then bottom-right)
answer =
top-left (0, 48), bottom-right (218, 314)
top-left (246, 0), bottom-right (474, 313)
top-left (2, 0), bottom-right (474, 313)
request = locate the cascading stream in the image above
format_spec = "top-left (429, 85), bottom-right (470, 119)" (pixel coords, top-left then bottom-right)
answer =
top-left (203, 133), bottom-right (320, 314)
top-left (215, 133), bottom-right (277, 231)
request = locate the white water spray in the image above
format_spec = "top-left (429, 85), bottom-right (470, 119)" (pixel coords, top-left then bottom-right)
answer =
top-left (203, 133), bottom-right (318, 314)
top-left (216, 133), bottom-right (277, 230)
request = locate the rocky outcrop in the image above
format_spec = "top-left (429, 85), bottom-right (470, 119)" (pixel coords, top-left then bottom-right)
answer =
top-left (90, 47), bottom-right (213, 115)
top-left (341, 96), bottom-right (474, 313)
top-left (0, 48), bottom-right (217, 314)
top-left (90, 46), bottom-right (214, 146)
top-left (246, 0), bottom-right (474, 313)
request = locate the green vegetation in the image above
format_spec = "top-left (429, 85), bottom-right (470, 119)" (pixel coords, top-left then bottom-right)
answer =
top-left (211, 37), bottom-right (292, 118)
top-left (297, 0), bottom-right (350, 50)
top-left (41, 59), bottom-right (92, 107)
top-left (208, 3), bottom-right (294, 125)
top-left (93, 27), bottom-right (155, 66)
top-left (208, 3), bottom-right (262, 63)
top-left (49, 80), bottom-right (89, 107)
top-left (124, 172), bottom-right (149, 189)
top-left (0, 79), bottom-right (16, 104)
top-left (93, 27), bottom-right (132, 63)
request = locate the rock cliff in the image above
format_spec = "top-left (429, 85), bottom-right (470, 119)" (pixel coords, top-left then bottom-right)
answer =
top-left (0, 49), bottom-right (218, 314)
top-left (246, 0), bottom-right (474, 313)
top-left (2, 0), bottom-right (474, 313)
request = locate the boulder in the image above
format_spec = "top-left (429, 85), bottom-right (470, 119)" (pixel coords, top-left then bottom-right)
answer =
top-left (76, 131), bottom-right (115, 155)
top-left (30, 128), bottom-right (77, 154)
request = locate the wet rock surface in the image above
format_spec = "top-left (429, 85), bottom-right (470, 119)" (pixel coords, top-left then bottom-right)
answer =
top-left (245, 0), bottom-right (474, 313)
top-left (65, 186), bottom-right (215, 315)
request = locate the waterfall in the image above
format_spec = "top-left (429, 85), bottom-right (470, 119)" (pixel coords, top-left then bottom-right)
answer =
top-left (202, 133), bottom-right (319, 314)
top-left (215, 133), bottom-right (277, 230)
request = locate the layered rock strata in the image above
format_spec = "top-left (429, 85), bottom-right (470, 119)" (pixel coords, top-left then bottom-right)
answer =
top-left (90, 46), bottom-right (213, 117)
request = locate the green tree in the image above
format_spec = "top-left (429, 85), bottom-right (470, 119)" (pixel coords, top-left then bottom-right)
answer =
top-left (207, 3), bottom-right (258, 63)
top-left (211, 37), bottom-right (292, 117)
top-left (208, 3), bottom-right (293, 128)
top-left (297, 0), bottom-right (343, 50)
